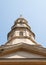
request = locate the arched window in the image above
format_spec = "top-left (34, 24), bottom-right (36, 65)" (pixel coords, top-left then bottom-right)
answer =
top-left (19, 31), bottom-right (23, 36)
top-left (20, 21), bottom-right (22, 25)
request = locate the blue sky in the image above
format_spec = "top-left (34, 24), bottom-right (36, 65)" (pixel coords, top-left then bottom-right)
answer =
top-left (0, 0), bottom-right (46, 47)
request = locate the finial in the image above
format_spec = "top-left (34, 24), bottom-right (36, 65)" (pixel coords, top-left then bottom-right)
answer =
top-left (20, 14), bottom-right (22, 18)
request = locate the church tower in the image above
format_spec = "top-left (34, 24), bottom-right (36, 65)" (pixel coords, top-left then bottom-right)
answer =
top-left (0, 16), bottom-right (46, 65)
top-left (6, 16), bottom-right (38, 45)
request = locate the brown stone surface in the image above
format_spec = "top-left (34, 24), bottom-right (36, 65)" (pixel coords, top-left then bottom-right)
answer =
top-left (0, 62), bottom-right (46, 65)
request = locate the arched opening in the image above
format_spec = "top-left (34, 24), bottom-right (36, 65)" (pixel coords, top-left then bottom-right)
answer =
top-left (19, 31), bottom-right (23, 36)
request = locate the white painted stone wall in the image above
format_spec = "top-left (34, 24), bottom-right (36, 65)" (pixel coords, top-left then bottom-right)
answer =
top-left (31, 35), bottom-right (34, 40)
top-left (16, 24), bottom-right (27, 27)
top-left (26, 30), bottom-right (29, 36)
top-left (15, 31), bottom-right (19, 36)
top-left (23, 31), bottom-right (26, 36)
top-left (1, 51), bottom-right (45, 58)
top-left (14, 30), bottom-right (30, 37)
top-left (12, 39), bottom-right (35, 45)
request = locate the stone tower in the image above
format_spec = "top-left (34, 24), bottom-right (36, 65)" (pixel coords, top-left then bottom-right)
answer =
top-left (6, 16), bottom-right (38, 45)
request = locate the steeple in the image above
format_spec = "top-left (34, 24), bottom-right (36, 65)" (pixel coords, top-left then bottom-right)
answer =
top-left (6, 16), bottom-right (36, 45)
top-left (0, 16), bottom-right (46, 65)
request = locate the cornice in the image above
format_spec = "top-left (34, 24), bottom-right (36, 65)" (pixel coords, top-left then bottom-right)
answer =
top-left (0, 43), bottom-right (46, 57)
top-left (6, 36), bottom-right (37, 45)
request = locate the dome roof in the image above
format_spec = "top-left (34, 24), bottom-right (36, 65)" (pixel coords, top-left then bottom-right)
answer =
top-left (14, 17), bottom-right (28, 25)
top-left (11, 16), bottom-right (31, 30)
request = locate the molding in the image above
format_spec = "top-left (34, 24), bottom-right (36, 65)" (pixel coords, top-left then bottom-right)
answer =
top-left (6, 36), bottom-right (37, 45)
top-left (0, 62), bottom-right (46, 65)
top-left (0, 43), bottom-right (46, 57)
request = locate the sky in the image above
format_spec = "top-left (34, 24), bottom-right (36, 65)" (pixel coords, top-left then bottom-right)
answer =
top-left (0, 0), bottom-right (46, 48)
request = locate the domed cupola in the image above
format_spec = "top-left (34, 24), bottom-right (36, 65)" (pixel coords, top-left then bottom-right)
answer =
top-left (7, 15), bottom-right (36, 45)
